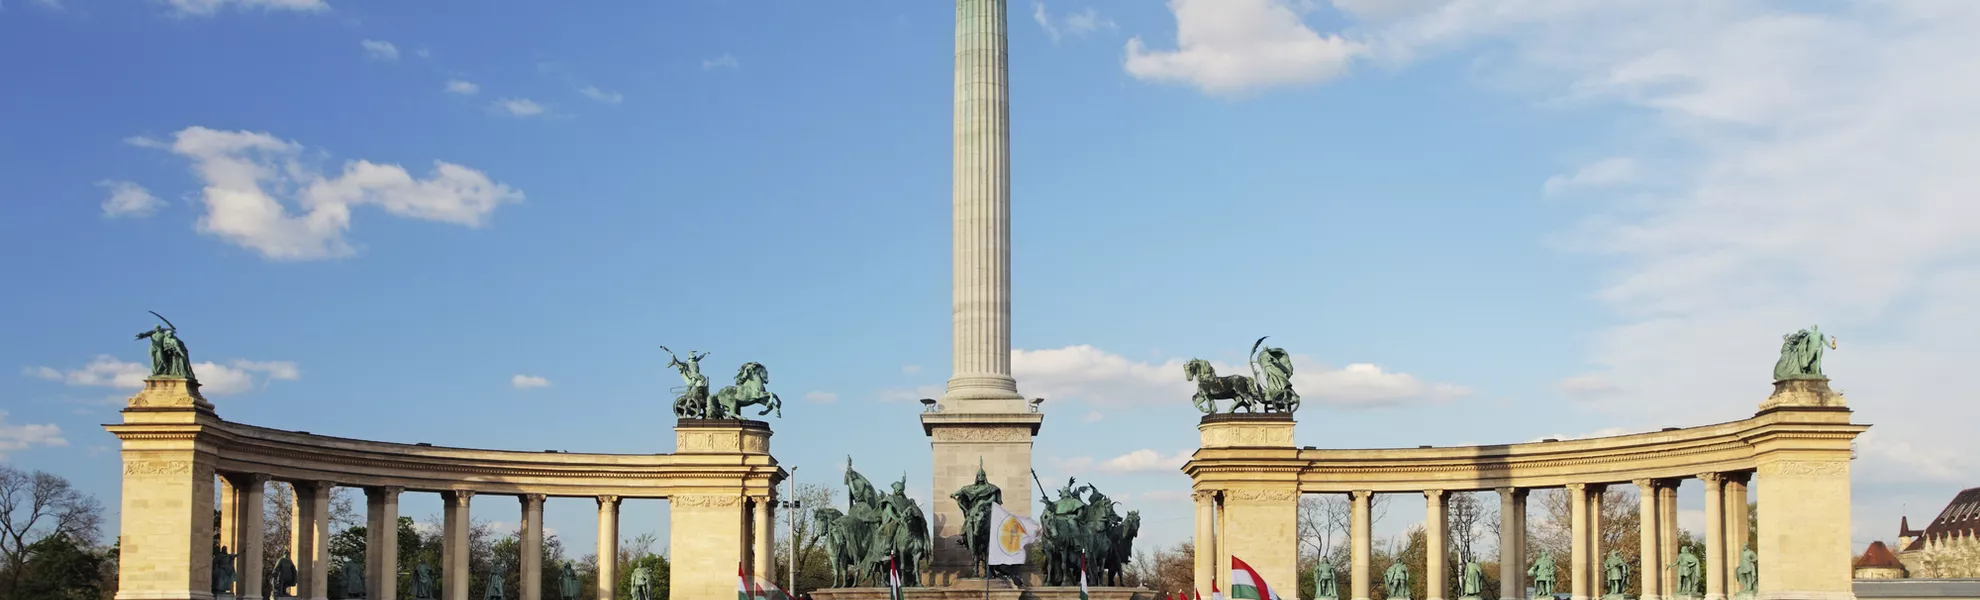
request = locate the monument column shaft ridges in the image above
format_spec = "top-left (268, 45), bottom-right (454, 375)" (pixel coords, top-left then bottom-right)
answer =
top-left (923, 0), bottom-right (1043, 586)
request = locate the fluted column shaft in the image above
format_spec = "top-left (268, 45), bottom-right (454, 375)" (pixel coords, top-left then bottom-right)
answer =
top-left (1352, 491), bottom-right (1373, 600)
top-left (1426, 490), bottom-right (1448, 600)
top-left (597, 496), bottom-right (621, 600)
top-left (1569, 484), bottom-right (1590, 600)
top-left (443, 491), bottom-right (474, 600)
top-left (1589, 485), bottom-right (1606, 593)
top-left (367, 487), bottom-right (401, 600)
top-left (1636, 480), bottom-right (1662, 600)
top-left (522, 494), bottom-right (545, 600)
top-left (1725, 474), bottom-right (1750, 560)
top-left (1195, 491), bottom-right (1216, 598)
top-left (1660, 483), bottom-right (1679, 596)
top-left (945, 0), bottom-right (1023, 408)
top-left (1703, 475), bottom-right (1726, 600)
top-left (1499, 488), bottom-right (1526, 600)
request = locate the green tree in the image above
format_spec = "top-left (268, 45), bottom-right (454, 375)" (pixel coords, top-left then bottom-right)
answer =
top-left (770, 484), bottom-right (836, 595)
top-left (0, 467), bottom-right (104, 598)
top-left (10, 532), bottom-right (106, 600)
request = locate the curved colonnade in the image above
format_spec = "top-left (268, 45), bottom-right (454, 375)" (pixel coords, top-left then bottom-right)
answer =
top-left (108, 378), bottom-right (784, 600)
top-left (1188, 380), bottom-right (1866, 600)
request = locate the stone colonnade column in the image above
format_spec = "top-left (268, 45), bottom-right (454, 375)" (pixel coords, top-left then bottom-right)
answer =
top-left (1352, 490), bottom-right (1373, 600)
top-left (1588, 485), bottom-right (1605, 595)
top-left (1568, 483), bottom-right (1589, 600)
top-left (292, 481), bottom-right (331, 600)
top-left (1194, 491), bottom-right (1216, 597)
top-left (521, 494), bottom-right (545, 600)
top-left (1701, 474), bottom-right (1725, 600)
top-left (597, 495), bottom-right (621, 600)
top-left (1426, 490), bottom-right (1448, 600)
top-left (754, 495), bottom-right (775, 582)
top-left (367, 487), bottom-right (402, 600)
top-left (1635, 479), bottom-right (1661, 600)
top-left (238, 475), bottom-right (267, 600)
top-left (1724, 474), bottom-right (1750, 559)
top-left (443, 490), bottom-right (474, 600)
top-left (1499, 488), bottom-right (1526, 600)
top-left (1659, 483), bottom-right (1679, 596)
top-left (219, 477), bottom-right (242, 581)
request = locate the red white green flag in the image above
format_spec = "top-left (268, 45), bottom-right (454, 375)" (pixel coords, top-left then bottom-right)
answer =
top-left (1230, 556), bottom-right (1280, 600)
top-left (738, 562), bottom-right (752, 600)
top-left (1212, 578), bottom-right (1224, 600)
top-left (888, 554), bottom-right (905, 600)
top-left (1079, 553), bottom-right (1091, 600)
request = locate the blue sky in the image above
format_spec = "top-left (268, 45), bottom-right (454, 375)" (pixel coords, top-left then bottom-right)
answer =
top-left (6, 0), bottom-right (1980, 558)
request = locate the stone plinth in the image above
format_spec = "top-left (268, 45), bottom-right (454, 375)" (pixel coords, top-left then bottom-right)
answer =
top-left (674, 419), bottom-right (773, 454)
top-left (108, 377), bottom-right (222, 600)
top-left (922, 411), bottom-right (1042, 586)
top-left (125, 376), bottom-right (214, 414)
top-left (1198, 413), bottom-right (1295, 448)
top-left (810, 585), bottom-right (1155, 600)
top-left (1759, 378), bottom-right (1846, 411)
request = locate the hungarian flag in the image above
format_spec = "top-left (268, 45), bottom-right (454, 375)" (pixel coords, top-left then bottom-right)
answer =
top-left (738, 562), bottom-right (752, 600)
top-left (888, 554), bottom-right (905, 600)
top-left (1229, 556), bottom-right (1280, 600)
top-left (1078, 553), bottom-right (1090, 600)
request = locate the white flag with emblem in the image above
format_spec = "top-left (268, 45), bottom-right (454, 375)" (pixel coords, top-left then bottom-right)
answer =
top-left (988, 503), bottom-right (1041, 565)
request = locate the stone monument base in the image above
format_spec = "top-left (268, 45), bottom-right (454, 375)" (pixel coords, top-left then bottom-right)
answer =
top-left (810, 582), bottom-right (1156, 600)
top-left (1759, 378), bottom-right (1845, 410)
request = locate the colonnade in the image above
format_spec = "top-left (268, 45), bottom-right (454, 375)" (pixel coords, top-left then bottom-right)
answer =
top-left (1187, 380), bottom-right (1864, 600)
top-left (108, 377), bottom-right (783, 600)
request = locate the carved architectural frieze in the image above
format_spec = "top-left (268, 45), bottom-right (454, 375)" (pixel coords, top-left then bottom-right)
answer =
top-left (124, 460), bottom-right (194, 476)
top-left (1225, 489), bottom-right (1299, 503)
top-left (1757, 460), bottom-right (1848, 477)
top-left (672, 494), bottom-right (743, 508)
top-left (931, 427), bottom-right (1031, 443)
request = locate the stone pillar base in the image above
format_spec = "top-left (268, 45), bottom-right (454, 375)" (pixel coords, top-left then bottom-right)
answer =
top-left (1759, 379), bottom-right (1845, 410)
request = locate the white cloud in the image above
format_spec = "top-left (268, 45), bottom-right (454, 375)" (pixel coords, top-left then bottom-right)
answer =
top-left (160, 0), bottom-right (328, 16)
top-left (1033, 2), bottom-right (1115, 43)
top-left (1124, 0), bottom-right (1362, 94)
top-left (1081, 410), bottom-right (1103, 423)
top-left (802, 391), bottom-right (839, 404)
top-left (444, 79), bottom-right (480, 95)
top-left (901, 364), bottom-right (922, 375)
top-left (1557, 373), bottom-right (1620, 400)
top-left (1542, 157), bottom-right (1637, 196)
top-left (0, 411), bottom-right (67, 459)
top-left (28, 0), bottom-right (62, 11)
top-left (511, 374), bottom-right (551, 389)
top-left (702, 54), bottom-right (740, 70)
top-left (492, 98), bottom-right (545, 117)
top-left (98, 180), bottom-right (163, 218)
top-left (359, 39), bottom-right (398, 61)
top-left (29, 355), bottom-right (296, 396)
top-left (1096, 449), bottom-right (1192, 474)
top-left (578, 86), bottom-right (623, 104)
top-left (134, 126), bottom-right (522, 260)
top-left (1011, 345), bottom-right (1466, 409)
top-left (413, 48), bottom-right (430, 59)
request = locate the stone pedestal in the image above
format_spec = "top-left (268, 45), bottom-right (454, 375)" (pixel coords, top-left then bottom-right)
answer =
top-left (1748, 403), bottom-right (1860, 600)
top-left (107, 377), bottom-right (222, 600)
top-left (1758, 378), bottom-right (1845, 411)
top-left (921, 411), bottom-right (1042, 585)
top-left (670, 419), bottom-right (773, 600)
top-left (1191, 413), bottom-right (1299, 599)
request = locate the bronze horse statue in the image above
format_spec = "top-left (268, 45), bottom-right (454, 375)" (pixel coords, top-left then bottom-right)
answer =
top-left (1185, 359), bottom-right (1261, 413)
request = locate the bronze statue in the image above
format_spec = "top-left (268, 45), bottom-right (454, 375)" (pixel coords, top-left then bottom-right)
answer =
top-left (135, 311), bottom-right (195, 379)
top-left (411, 563), bottom-right (437, 600)
top-left (274, 555), bottom-right (298, 598)
top-left (483, 560), bottom-right (506, 599)
top-left (1314, 560), bottom-right (1339, 599)
top-left (1186, 337), bottom-right (1301, 414)
top-left (1603, 550), bottom-right (1629, 598)
top-left (211, 546), bottom-right (235, 595)
top-left (1460, 561), bottom-right (1484, 598)
top-left (558, 561), bottom-right (581, 600)
top-left (951, 460), bottom-right (1002, 577)
top-left (1772, 325), bottom-right (1837, 381)
top-left (631, 563), bottom-right (654, 600)
top-left (344, 559), bottom-right (367, 598)
top-left (1384, 562), bottom-right (1411, 600)
top-left (662, 346), bottom-right (713, 417)
top-left (1675, 545), bottom-right (1703, 597)
top-left (1529, 551), bottom-right (1557, 599)
top-left (711, 362), bottom-right (783, 418)
top-left (822, 457), bottom-right (928, 588)
top-left (1735, 545), bottom-right (1758, 598)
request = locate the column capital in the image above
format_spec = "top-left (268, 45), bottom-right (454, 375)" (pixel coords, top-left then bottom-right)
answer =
top-left (598, 494), bottom-right (622, 507)
top-left (1192, 489), bottom-right (1218, 503)
top-left (1352, 490), bottom-right (1375, 500)
top-left (1700, 471), bottom-right (1726, 482)
top-left (1425, 489), bottom-right (1447, 501)
top-left (446, 489), bottom-right (475, 505)
top-left (1497, 486), bottom-right (1529, 500)
top-left (1589, 482), bottom-right (1609, 494)
top-left (366, 486), bottom-right (405, 498)
top-left (521, 493), bottom-right (547, 506)
top-left (1566, 482), bottom-right (1587, 492)
top-left (1723, 471), bottom-right (1752, 484)
top-left (1633, 478), bottom-right (1656, 489)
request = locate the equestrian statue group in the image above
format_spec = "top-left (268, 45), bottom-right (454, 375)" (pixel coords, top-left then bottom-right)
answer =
top-left (1187, 337), bottom-right (1301, 414)
top-left (1031, 472), bottom-right (1141, 587)
top-left (814, 458), bottom-right (932, 588)
top-left (662, 345), bottom-right (784, 419)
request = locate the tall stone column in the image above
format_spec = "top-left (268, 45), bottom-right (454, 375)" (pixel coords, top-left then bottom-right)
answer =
top-left (926, 0), bottom-right (1042, 583)
top-left (1499, 488), bottom-right (1525, 600)
top-left (597, 495), bottom-right (620, 600)
top-left (521, 494), bottom-right (545, 600)
top-left (1702, 474), bottom-right (1725, 600)
top-left (1635, 480), bottom-right (1662, 600)
top-left (367, 487), bottom-right (402, 600)
top-left (239, 475), bottom-right (267, 600)
top-left (1194, 491), bottom-right (1216, 597)
top-left (1724, 474), bottom-right (1749, 561)
top-left (1352, 491), bottom-right (1374, 600)
top-left (292, 481), bottom-right (329, 600)
top-left (1569, 483), bottom-right (1589, 600)
top-left (753, 495), bottom-right (775, 582)
top-left (1588, 485), bottom-right (1605, 594)
top-left (1659, 482), bottom-right (1679, 597)
top-left (443, 490), bottom-right (474, 600)
top-left (219, 476), bottom-right (241, 575)
top-left (1426, 490), bottom-right (1448, 600)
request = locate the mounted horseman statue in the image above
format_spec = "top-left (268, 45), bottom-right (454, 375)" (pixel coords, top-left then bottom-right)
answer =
top-left (1187, 336), bottom-right (1301, 414)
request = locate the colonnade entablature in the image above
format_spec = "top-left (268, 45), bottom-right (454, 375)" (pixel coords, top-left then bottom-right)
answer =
top-left (107, 377), bottom-right (785, 600)
top-left (1185, 383), bottom-right (1866, 600)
